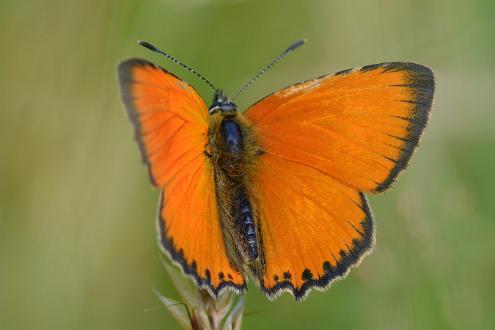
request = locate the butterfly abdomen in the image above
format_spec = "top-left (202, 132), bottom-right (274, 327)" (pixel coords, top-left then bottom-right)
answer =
top-left (236, 188), bottom-right (258, 259)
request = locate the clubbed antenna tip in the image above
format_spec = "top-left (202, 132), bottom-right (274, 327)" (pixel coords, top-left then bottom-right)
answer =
top-left (287, 39), bottom-right (307, 52)
top-left (233, 38), bottom-right (307, 101)
top-left (137, 40), bottom-right (219, 93)
top-left (138, 40), bottom-right (159, 52)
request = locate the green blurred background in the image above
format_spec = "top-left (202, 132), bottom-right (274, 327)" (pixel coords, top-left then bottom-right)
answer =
top-left (1, 0), bottom-right (494, 329)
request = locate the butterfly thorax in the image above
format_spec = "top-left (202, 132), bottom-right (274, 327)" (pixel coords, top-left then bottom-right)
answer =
top-left (207, 93), bottom-right (265, 275)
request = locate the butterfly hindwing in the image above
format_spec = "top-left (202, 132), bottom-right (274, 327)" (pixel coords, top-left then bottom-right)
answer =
top-left (250, 154), bottom-right (374, 300)
top-left (246, 62), bottom-right (433, 299)
top-left (118, 59), bottom-right (246, 296)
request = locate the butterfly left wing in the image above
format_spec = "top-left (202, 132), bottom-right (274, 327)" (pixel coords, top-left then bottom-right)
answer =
top-left (118, 59), bottom-right (246, 296)
top-left (245, 62), bottom-right (434, 299)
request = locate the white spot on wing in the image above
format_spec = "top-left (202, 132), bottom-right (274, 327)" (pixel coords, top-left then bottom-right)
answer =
top-left (277, 79), bottom-right (322, 97)
top-left (176, 81), bottom-right (189, 91)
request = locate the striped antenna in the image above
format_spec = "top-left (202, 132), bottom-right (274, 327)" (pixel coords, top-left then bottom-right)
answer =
top-left (232, 39), bottom-right (306, 101)
top-left (138, 40), bottom-right (219, 93)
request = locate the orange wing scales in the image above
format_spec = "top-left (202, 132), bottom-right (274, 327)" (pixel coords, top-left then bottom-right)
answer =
top-left (252, 154), bottom-right (374, 300)
top-left (246, 62), bottom-right (433, 300)
top-left (119, 59), bottom-right (246, 297)
top-left (247, 62), bottom-right (434, 193)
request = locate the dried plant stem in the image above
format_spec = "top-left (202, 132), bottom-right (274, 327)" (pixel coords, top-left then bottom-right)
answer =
top-left (156, 257), bottom-right (245, 330)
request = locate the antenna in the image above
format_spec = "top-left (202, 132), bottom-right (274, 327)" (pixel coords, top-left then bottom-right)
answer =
top-left (138, 40), bottom-right (219, 93)
top-left (232, 39), bottom-right (306, 101)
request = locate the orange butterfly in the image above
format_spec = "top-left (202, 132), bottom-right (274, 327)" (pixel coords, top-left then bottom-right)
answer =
top-left (118, 40), bottom-right (434, 300)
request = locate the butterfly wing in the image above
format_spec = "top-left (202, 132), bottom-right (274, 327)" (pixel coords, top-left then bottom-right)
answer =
top-left (247, 62), bottom-right (434, 193)
top-left (251, 154), bottom-right (374, 300)
top-left (245, 62), bottom-right (434, 299)
top-left (118, 59), bottom-right (246, 296)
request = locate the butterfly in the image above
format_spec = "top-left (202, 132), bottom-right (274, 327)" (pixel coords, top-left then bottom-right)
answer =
top-left (118, 39), bottom-right (434, 301)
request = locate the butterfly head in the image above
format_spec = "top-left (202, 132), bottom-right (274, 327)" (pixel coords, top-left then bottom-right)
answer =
top-left (138, 40), bottom-right (306, 118)
top-left (209, 91), bottom-right (238, 115)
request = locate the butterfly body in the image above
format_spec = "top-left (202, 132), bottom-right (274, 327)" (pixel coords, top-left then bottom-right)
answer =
top-left (118, 50), bottom-right (434, 300)
top-left (206, 95), bottom-right (265, 274)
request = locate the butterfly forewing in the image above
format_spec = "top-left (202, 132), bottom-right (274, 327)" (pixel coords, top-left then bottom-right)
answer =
top-left (118, 59), bottom-right (246, 296)
top-left (247, 62), bottom-right (434, 192)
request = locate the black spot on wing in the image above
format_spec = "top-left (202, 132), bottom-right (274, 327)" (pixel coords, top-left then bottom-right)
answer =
top-left (302, 269), bottom-right (313, 281)
top-left (323, 261), bottom-right (333, 273)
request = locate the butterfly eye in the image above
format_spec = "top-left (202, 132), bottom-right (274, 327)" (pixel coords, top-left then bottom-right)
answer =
top-left (209, 93), bottom-right (238, 114)
top-left (208, 106), bottom-right (221, 114)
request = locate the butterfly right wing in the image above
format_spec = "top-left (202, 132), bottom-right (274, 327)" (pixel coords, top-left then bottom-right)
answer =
top-left (244, 63), bottom-right (433, 300)
top-left (118, 59), bottom-right (246, 296)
